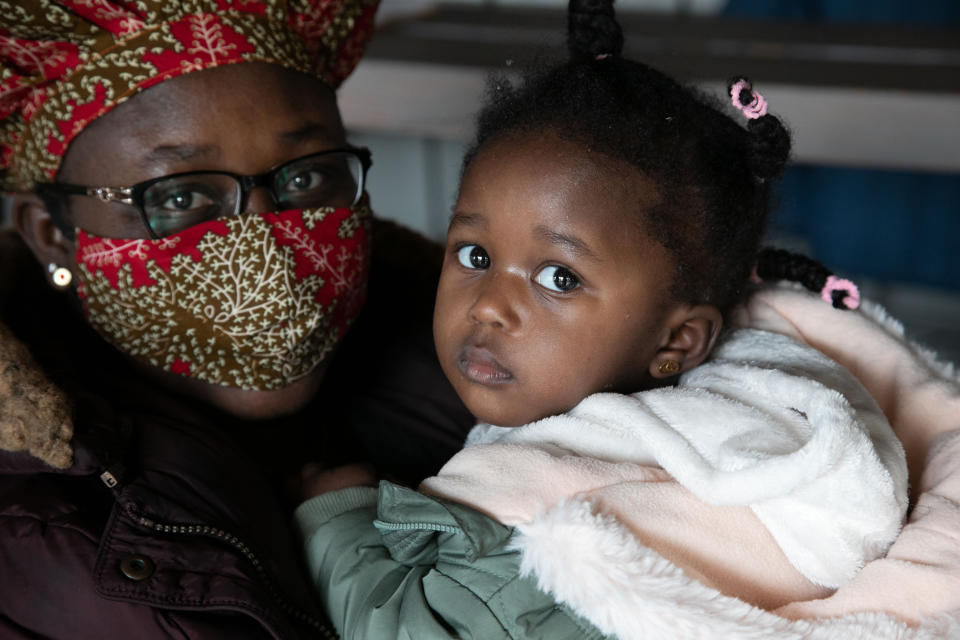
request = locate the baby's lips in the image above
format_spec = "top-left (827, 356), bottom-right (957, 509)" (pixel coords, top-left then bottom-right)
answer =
top-left (459, 344), bottom-right (514, 384)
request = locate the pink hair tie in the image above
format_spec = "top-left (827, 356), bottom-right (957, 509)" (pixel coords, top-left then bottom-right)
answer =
top-left (821, 275), bottom-right (861, 310)
top-left (730, 79), bottom-right (768, 120)
top-left (595, 53), bottom-right (611, 61)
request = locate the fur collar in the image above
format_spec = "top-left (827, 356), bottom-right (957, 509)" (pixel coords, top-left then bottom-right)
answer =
top-left (0, 231), bottom-right (74, 469)
top-left (0, 322), bottom-right (74, 469)
top-left (514, 496), bottom-right (960, 639)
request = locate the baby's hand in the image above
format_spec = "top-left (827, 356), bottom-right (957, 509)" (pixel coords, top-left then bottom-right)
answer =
top-left (300, 462), bottom-right (377, 500)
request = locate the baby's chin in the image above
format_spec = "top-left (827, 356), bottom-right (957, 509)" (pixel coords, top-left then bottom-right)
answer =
top-left (469, 403), bottom-right (567, 428)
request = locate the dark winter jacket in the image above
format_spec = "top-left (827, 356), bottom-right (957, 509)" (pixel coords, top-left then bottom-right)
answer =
top-left (0, 221), bottom-right (474, 639)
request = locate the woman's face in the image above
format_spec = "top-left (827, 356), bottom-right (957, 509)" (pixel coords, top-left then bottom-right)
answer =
top-left (34, 62), bottom-right (351, 419)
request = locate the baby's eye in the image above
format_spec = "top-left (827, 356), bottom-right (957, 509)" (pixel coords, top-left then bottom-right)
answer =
top-left (534, 265), bottom-right (580, 292)
top-left (456, 244), bottom-right (490, 270)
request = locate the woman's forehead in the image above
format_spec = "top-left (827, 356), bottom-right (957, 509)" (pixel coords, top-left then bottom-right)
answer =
top-left (59, 63), bottom-right (344, 183)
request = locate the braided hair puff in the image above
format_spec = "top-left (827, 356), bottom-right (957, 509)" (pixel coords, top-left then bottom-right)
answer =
top-left (727, 77), bottom-right (792, 183)
top-left (755, 248), bottom-right (861, 310)
top-left (568, 0), bottom-right (623, 60)
top-left (465, 0), bottom-right (798, 318)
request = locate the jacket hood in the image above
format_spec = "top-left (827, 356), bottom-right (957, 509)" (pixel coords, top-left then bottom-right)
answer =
top-left (0, 231), bottom-right (73, 469)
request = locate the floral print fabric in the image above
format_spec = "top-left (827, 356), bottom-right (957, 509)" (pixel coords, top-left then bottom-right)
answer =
top-left (0, 0), bottom-right (379, 190)
top-left (75, 205), bottom-right (371, 390)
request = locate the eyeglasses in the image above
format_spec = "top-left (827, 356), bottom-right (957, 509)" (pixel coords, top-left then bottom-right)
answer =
top-left (38, 148), bottom-right (372, 239)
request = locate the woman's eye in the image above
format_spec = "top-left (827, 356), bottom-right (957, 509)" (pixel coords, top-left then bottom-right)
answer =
top-left (534, 265), bottom-right (580, 292)
top-left (160, 190), bottom-right (215, 212)
top-left (456, 244), bottom-right (490, 270)
top-left (283, 170), bottom-right (323, 192)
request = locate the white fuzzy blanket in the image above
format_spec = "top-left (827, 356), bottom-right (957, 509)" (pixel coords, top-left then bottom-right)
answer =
top-left (422, 284), bottom-right (960, 638)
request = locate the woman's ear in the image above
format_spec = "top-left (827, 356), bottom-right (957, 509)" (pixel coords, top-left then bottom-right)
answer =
top-left (650, 304), bottom-right (723, 379)
top-left (12, 192), bottom-right (75, 287)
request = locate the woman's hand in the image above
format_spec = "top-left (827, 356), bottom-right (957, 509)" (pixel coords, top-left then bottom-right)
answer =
top-left (300, 462), bottom-right (378, 501)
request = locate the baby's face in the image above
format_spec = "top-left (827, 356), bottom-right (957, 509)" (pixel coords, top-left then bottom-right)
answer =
top-left (433, 131), bottom-right (679, 427)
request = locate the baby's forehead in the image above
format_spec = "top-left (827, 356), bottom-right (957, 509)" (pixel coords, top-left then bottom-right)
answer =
top-left (467, 130), bottom-right (660, 199)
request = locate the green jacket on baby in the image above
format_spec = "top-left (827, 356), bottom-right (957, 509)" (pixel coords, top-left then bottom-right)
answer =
top-left (295, 481), bottom-right (608, 639)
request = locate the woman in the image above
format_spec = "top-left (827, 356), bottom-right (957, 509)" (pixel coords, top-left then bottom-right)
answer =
top-left (4, 2), bottom-right (960, 639)
top-left (0, 1), bottom-right (472, 637)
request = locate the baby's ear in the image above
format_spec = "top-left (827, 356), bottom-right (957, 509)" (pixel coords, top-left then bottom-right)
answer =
top-left (649, 305), bottom-right (723, 379)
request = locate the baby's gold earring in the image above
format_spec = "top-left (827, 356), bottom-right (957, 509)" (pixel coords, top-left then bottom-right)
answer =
top-left (658, 360), bottom-right (681, 375)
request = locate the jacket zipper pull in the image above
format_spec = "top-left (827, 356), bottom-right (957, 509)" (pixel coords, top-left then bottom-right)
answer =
top-left (100, 462), bottom-right (126, 489)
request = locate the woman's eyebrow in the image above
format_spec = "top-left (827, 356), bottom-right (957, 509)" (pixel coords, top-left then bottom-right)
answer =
top-left (535, 225), bottom-right (600, 262)
top-left (139, 143), bottom-right (219, 167)
top-left (279, 122), bottom-right (334, 142)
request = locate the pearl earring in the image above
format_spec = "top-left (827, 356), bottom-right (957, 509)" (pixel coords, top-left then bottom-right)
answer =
top-left (48, 263), bottom-right (73, 288)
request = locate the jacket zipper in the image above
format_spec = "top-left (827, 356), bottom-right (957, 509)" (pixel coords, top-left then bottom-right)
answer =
top-left (125, 504), bottom-right (337, 640)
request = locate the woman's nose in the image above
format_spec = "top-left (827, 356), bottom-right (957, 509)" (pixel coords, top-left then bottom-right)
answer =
top-left (241, 186), bottom-right (279, 215)
top-left (468, 272), bottom-right (523, 332)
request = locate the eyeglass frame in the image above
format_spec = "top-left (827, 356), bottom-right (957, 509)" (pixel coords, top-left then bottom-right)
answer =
top-left (36, 146), bottom-right (373, 240)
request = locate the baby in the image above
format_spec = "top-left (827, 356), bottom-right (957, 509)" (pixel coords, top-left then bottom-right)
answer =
top-left (295, 1), bottom-right (907, 637)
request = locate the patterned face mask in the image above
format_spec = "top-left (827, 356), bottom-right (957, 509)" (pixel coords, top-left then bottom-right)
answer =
top-left (74, 205), bottom-right (371, 390)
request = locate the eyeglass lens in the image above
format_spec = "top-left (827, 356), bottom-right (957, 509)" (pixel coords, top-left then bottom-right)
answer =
top-left (273, 152), bottom-right (362, 209)
top-left (143, 174), bottom-right (241, 237)
top-left (142, 151), bottom-right (363, 237)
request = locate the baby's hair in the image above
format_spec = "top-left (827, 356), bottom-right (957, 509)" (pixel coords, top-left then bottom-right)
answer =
top-left (464, 0), bottom-right (845, 316)
top-left (755, 248), bottom-right (860, 310)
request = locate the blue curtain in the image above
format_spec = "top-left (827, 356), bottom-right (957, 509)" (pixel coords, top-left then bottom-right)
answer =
top-left (724, 0), bottom-right (960, 24)
top-left (770, 166), bottom-right (960, 290)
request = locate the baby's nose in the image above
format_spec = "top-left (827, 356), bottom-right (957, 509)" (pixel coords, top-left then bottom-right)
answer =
top-left (469, 273), bottom-right (523, 332)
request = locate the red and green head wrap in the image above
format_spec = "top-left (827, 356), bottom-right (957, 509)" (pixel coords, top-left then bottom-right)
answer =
top-left (0, 0), bottom-right (379, 192)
